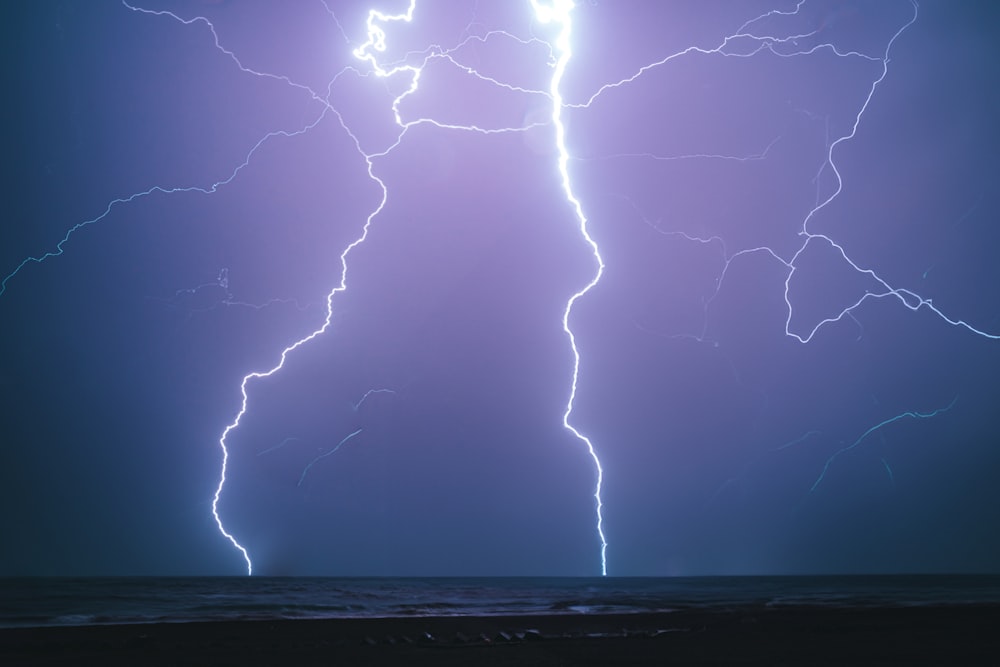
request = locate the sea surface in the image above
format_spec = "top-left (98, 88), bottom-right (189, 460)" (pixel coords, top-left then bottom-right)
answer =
top-left (2, 575), bottom-right (999, 628)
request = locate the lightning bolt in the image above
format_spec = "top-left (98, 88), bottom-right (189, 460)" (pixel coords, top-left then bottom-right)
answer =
top-left (713, 396), bottom-right (957, 503)
top-left (530, 0), bottom-right (608, 576)
top-left (5, 1), bottom-right (997, 577)
top-left (207, 1), bottom-right (603, 574)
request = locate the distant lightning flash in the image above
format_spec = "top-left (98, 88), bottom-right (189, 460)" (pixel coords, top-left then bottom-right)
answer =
top-left (257, 437), bottom-right (301, 457)
top-left (881, 458), bottom-right (895, 486)
top-left (298, 428), bottom-right (364, 488)
top-left (350, 388), bottom-right (397, 412)
top-left (152, 268), bottom-right (310, 319)
top-left (808, 397), bottom-right (958, 493)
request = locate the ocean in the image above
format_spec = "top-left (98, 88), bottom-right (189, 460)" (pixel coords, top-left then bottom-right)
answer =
top-left (2, 575), bottom-right (999, 629)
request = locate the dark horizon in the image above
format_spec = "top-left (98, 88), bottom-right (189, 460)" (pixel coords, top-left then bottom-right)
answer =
top-left (3, 1), bottom-right (999, 577)
top-left (6, 572), bottom-right (1000, 579)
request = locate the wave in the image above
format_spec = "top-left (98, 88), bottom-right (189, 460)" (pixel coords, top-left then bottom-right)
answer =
top-left (3, 575), bottom-right (999, 628)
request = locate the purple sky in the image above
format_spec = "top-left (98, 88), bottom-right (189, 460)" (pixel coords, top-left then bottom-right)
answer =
top-left (2, 0), bottom-right (999, 576)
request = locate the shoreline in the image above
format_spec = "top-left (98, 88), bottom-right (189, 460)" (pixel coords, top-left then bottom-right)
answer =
top-left (3, 604), bottom-right (999, 665)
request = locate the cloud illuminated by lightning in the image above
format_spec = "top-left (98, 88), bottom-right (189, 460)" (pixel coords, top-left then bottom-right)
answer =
top-left (5, 0), bottom-right (998, 577)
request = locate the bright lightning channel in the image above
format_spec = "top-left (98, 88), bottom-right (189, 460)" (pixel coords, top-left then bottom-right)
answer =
top-left (207, 3), bottom-right (415, 574)
top-left (210, 183), bottom-right (383, 575)
top-left (530, 0), bottom-right (608, 576)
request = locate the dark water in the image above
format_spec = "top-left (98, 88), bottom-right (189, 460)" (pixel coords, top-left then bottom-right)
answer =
top-left (2, 575), bottom-right (999, 628)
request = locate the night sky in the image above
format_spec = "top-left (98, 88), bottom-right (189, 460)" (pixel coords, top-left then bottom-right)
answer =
top-left (3, 0), bottom-right (999, 577)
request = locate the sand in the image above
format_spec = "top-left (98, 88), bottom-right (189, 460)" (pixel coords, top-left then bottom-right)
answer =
top-left (2, 605), bottom-right (997, 665)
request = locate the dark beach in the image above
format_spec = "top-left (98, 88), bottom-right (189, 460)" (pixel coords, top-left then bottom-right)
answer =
top-left (3, 604), bottom-right (997, 666)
